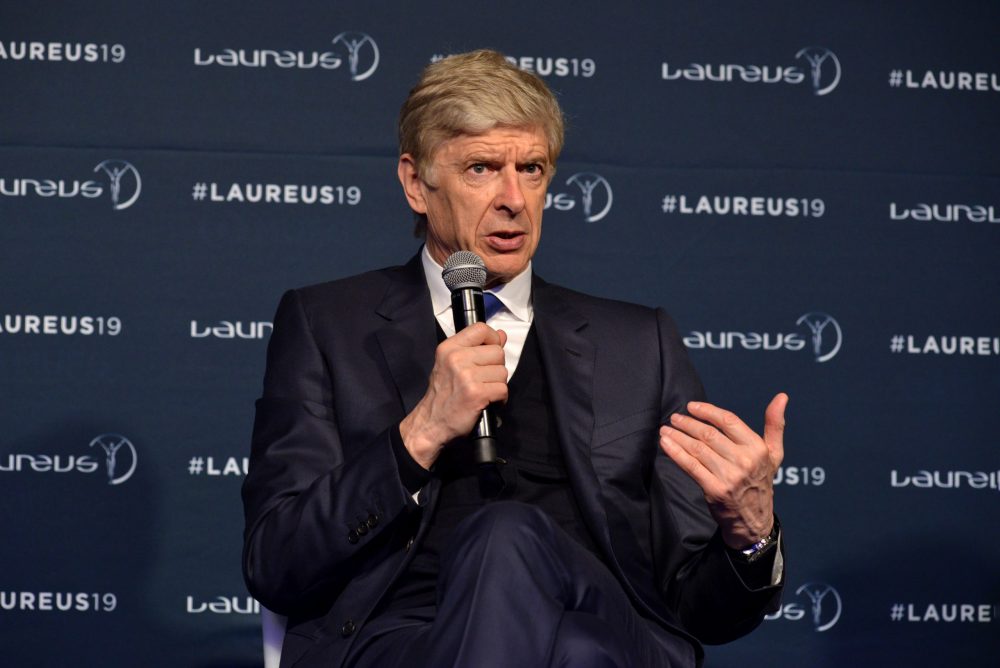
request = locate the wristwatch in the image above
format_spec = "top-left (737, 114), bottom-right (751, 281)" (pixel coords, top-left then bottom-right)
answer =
top-left (731, 517), bottom-right (781, 564)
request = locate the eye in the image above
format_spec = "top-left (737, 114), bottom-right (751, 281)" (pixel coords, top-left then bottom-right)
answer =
top-left (522, 163), bottom-right (543, 175)
top-left (469, 163), bottom-right (488, 174)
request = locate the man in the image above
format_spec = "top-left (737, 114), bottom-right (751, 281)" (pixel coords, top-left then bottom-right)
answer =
top-left (243, 50), bottom-right (787, 668)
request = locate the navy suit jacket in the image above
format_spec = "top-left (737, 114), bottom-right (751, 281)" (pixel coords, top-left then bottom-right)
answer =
top-left (242, 253), bottom-right (782, 667)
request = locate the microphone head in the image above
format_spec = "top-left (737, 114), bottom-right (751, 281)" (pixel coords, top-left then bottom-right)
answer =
top-left (442, 251), bottom-right (487, 291)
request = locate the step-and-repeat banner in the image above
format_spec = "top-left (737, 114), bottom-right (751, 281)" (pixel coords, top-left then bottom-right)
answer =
top-left (2, 2), bottom-right (998, 666)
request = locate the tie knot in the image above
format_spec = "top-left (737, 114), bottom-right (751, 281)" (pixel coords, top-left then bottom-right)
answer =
top-left (483, 292), bottom-right (505, 321)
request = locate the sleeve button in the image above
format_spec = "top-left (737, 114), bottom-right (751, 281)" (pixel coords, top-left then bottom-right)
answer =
top-left (341, 619), bottom-right (356, 637)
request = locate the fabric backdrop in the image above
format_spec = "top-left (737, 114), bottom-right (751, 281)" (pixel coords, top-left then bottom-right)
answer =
top-left (1, 2), bottom-right (997, 666)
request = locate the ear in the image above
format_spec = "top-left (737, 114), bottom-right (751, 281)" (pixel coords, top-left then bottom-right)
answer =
top-left (397, 154), bottom-right (428, 214)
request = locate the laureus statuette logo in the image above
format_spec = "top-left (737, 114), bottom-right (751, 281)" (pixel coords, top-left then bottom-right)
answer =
top-left (89, 433), bottom-right (138, 485)
top-left (332, 32), bottom-right (379, 82)
top-left (796, 312), bottom-right (842, 362)
top-left (795, 583), bottom-right (842, 632)
top-left (565, 172), bottom-right (613, 223)
top-left (93, 160), bottom-right (142, 210)
top-left (795, 47), bottom-right (841, 96)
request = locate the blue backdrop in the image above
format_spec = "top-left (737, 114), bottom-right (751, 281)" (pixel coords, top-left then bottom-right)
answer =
top-left (1, 1), bottom-right (998, 666)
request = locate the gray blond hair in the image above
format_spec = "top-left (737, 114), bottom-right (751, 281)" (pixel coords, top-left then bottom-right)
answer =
top-left (398, 49), bottom-right (565, 235)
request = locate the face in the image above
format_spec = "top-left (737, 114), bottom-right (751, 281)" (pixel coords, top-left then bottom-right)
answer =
top-left (398, 126), bottom-right (551, 286)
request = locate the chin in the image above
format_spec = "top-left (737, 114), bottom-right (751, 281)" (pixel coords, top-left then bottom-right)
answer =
top-left (485, 261), bottom-right (528, 284)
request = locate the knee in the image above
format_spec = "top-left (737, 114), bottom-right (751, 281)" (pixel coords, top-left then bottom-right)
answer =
top-left (551, 611), bottom-right (627, 668)
top-left (444, 502), bottom-right (558, 564)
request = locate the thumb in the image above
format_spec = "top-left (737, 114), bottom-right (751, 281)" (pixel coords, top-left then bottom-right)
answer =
top-left (763, 392), bottom-right (788, 466)
top-left (497, 329), bottom-right (508, 348)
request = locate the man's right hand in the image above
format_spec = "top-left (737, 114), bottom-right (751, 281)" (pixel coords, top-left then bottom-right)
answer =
top-left (399, 322), bottom-right (508, 470)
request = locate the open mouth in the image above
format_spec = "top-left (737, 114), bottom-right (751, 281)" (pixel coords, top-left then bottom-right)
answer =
top-left (485, 231), bottom-right (526, 251)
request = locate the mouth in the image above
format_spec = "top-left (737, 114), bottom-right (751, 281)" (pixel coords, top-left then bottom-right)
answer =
top-left (484, 230), bottom-right (526, 252)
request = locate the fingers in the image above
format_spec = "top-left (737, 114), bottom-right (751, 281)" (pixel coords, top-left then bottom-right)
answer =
top-left (464, 343), bottom-right (506, 367)
top-left (452, 321), bottom-right (503, 347)
top-left (437, 322), bottom-right (507, 372)
top-left (433, 321), bottom-right (510, 414)
top-left (763, 392), bottom-right (788, 465)
top-left (659, 427), bottom-right (718, 493)
top-left (663, 415), bottom-right (735, 470)
top-left (686, 401), bottom-right (758, 445)
top-left (443, 346), bottom-right (508, 387)
top-left (661, 397), bottom-right (786, 547)
top-left (473, 364), bottom-right (509, 386)
top-left (474, 378), bottom-right (509, 405)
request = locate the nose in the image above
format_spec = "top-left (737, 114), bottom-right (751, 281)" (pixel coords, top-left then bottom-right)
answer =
top-left (494, 167), bottom-right (526, 216)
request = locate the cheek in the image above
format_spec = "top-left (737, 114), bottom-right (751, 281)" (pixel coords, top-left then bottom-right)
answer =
top-left (530, 208), bottom-right (544, 241)
top-left (527, 233), bottom-right (541, 255)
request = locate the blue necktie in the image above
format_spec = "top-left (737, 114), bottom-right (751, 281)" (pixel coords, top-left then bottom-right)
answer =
top-left (483, 292), bottom-right (505, 321)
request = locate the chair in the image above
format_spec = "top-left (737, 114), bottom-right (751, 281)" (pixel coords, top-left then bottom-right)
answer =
top-left (261, 606), bottom-right (288, 668)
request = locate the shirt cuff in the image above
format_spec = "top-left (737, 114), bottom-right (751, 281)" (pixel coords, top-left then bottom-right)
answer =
top-left (390, 422), bottom-right (433, 495)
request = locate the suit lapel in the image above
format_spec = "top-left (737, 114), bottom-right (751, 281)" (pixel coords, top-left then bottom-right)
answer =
top-left (532, 278), bottom-right (613, 550)
top-left (534, 278), bottom-right (679, 629)
top-left (374, 253), bottom-right (438, 414)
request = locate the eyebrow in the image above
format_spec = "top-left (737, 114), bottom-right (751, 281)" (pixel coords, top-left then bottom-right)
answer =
top-left (463, 152), bottom-right (503, 163)
top-left (461, 152), bottom-right (549, 166)
top-left (516, 158), bottom-right (548, 171)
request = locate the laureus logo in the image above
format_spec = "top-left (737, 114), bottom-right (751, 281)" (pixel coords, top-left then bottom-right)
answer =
top-left (565, 173), bottom-right (613, 223)
top-left (88, 433), bottom-right (137, 485)
top-left (331, 32), bottom-right (379, 81)
top-left (93, 160), bottom-right (141, 210)
top-left (796, 312), bottom-right (842, 362)
top-left (796, 583), bottom-right (842, 632)
top-left (795, 47), bottom-right (841, 96)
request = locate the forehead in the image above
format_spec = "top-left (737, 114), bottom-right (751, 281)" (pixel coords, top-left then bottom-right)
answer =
top-left (432, 126), bottom-right (550, 162)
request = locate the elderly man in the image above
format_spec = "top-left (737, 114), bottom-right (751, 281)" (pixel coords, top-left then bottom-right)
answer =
top-left (243, 50), bottom-right (786, 668)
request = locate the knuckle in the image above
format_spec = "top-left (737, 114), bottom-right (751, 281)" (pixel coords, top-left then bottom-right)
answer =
top-left (691, 440), bottom-right (707, 458)
top-left (457, 367), bottom-right (477, 387)
top-left (704, 482), bottom-right (726, 501)
top-left (728, 470), bottom-right (749, 489)
top-left (753, 446), bottom-right (771, 466)
top-left (435, 344), bottom-right (450, 363)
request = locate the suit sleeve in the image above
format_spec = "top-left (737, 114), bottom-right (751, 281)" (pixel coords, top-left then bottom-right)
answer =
top-left (649, 308), bottom-right (784, 644)
top-left (241, 289), bottom-right (418, 615)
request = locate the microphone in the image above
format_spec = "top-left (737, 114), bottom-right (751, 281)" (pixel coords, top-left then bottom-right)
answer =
top-left (442, 251), bottom-right (498, 466)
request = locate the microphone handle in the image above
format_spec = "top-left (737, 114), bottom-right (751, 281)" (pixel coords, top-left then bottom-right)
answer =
top-left (451, 287), bottom-right (498, 465)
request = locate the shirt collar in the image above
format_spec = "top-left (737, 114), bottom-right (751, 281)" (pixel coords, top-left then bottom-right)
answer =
top-left (421, 245), bottom-right (533, 321)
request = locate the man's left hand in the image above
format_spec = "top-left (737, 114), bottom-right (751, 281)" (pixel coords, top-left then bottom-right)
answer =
top-left (659, 394), bottom-right (788, 549)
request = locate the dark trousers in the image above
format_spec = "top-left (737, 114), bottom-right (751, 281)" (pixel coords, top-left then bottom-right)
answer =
top-left (346, 502), bottom-right (695, 668)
